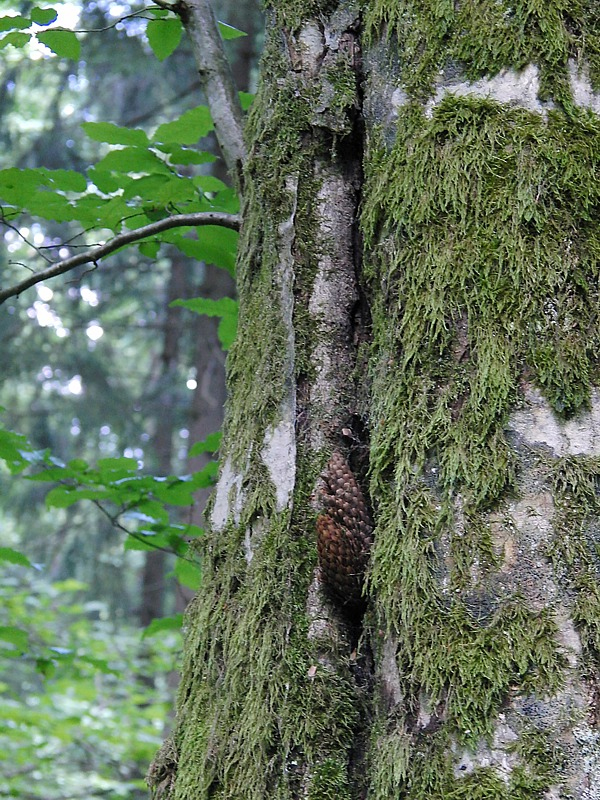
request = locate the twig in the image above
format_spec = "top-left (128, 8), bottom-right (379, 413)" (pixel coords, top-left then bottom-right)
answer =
top-left (0, 211), bottom-right (240, 304)
top-left (177, 0), bottom-right (246, 193)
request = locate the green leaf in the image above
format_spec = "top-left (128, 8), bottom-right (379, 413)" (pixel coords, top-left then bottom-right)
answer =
top-left (0, 428), bottom-right (30, 472)
top-left (239, 91), bottom-right (254, 110)
top-left (168, 226), bottom-right (238, 273)
top-left (152, 480), bottom-right (195, 506)
top-left (188, 431), bottom-right (222, 457)
top-left (156, 143), bottom-right (216, 166)
top-left (174, 558), bottom-right (201, 590)
top-left (41, 168), bottom-right (87, 192)
top-left (193, 175), bottom-right (228, 194)
top-left (0, 15), bottom-right (30, 32)
top-left (0, 31), bottom-right (30, 48)
top-left (82, 122), bottom-right (149, 147)
top-left (154, 106), bottom-right (213, 145)
top-left (0, 547), bottom-right (31, 567)
top-left (217, 313), bottom-right (238, 350)
top-left (94, 147), bottom-right (169, 175)
top-left (172, 296), bottom-right (237, 318)
top-left (35, 657), bottom-right (57, 677)
top-left (45, 486), bottom-right (112, 508)
top-left (146, 17), bottom-right (182, 61)
top-left (217, 21), bottom-right (247, 39)
top-left (189, 461), bottom-right (218, 488)
top-left (124, 534), bottom-right (156, 551)
top-left (30, 7), bottom-right (58, 25)
top-left (52, 579), bottom-right (87, 592)
top-left (96, 456), bottom-right (139, 475)
top-left (66, 458), bottom-right (88, 471)
top-left (139, 240), bottom-right (160, 258)
top-left (37, 29), bottom-right (80, 59)
top-left (0, 625), bottom-right (29, 651)
top-left (173, 296), bottom-right (238, 348)
top-left (142, 614), bottom-right (183, 638)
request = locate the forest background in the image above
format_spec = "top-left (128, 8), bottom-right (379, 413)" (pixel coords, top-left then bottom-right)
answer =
top-left (0, 2), bottom-right (261, 797)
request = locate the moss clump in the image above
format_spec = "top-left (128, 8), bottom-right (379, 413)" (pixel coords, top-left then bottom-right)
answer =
top-left (308, 757), bottom-right (351, 799)
top-left (369, 726), bottom-right (561, 799)
top-left (266, 0), bottom-right (342, 32)
top-left (363, 0), bottom-right (600, 103)
top-left (363, 98), bottom-right (600, 517)
top-left (371, 496), bottom-right (564, 743)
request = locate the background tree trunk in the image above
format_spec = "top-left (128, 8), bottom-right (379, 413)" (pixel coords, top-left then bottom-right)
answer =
top-left (153, 3), bottom-right (600, 798)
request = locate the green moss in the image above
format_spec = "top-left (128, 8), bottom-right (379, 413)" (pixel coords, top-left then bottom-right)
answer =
top-left (173, 441), bottom-right (363, 799)
top-left (223, 33), bottom-right (323, 465)
top-left (361, 92), bottom-right (588, 789)
top-left (550, 455), bottom-right (600, 667)
top-left (369, 726), bottom-right (561, 799)
top-left (363, 0), bottom-right (600, 103)
top-left (265, 0), bottom-right (341, 32)
top-left (364, 98), bottom-right (600, 520)
top-left (308, 757), bottom-right (351, 799)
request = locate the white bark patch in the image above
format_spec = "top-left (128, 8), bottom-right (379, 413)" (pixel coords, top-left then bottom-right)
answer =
top-left (297, 22), bottom-right (325, 76)
top-left (308, 168), bottom-right (358, 449)
top-left (261, 412), bottom-right (296, 511)
top-left (422, 64), bottom-right (550, 118)
top-left (210, 457), bottom-right (245, 531)
top-left (572, 726), bottom-right (600, 800)
top-left (569, 60), bottom-right (600, 115)
top-left (381, 634), bottom-right (403, 710)
top-left (452, 717), bottom-right (519, 781)
top-left (507, 386), bottom-right (600, 456)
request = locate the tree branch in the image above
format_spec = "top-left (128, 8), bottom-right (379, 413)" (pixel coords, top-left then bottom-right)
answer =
top-left (0, 211), bottom-right (240, 305)
top-left (177, 0), bottom-right (247, 193)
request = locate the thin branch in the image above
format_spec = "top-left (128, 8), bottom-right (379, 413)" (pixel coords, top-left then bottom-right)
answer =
top-left (92, 499), bottom-right (200, 565)
top-left (177, 0), bottom-right (247, 193)
top-left (0, 211), bottom-right (240, 305)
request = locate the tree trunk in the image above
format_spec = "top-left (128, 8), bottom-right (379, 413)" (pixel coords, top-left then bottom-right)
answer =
top-left (150, 3), bottom-right (600, 798)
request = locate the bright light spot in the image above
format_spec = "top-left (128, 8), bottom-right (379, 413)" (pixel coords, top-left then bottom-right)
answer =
top-left (179, 429), bottom-right (190, 439)
top-left (58, 247), bottom-right (70, 259)
top-left (67, 375), bottom-right (83, 395)
top-left (4, 230), bottom-right (15, 242)
top-left (70, 423), bottom-right (81, 436)
top-left (63, 103), bottom-right (75, 117)
top-left (100, 425), bottom-right (111, 435)
top-left (124, 447), bottom-right (134, 458)
top-left (19, 226), bottom-right (30, 239)
top-left (32, 301), bottom-right (56, 327)
top-left (41, 365), bottom-right (53, 379)
top-left (80, 286), bottom-right (99, 307)
top-left (186, 378), bottom-right (197, 390)
top-left (107, 3), bottom-right (127, 18)
top-left (56, 327), bottom-right (69, 338)
top-left (86, 323), bottom-right (103, 341)
top-left (33, 231), bottom-right (45, 246)
top-left (37, 285), bottom-right (53, 302)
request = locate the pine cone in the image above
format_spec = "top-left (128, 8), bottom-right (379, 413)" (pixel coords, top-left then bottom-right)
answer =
top-left (317, 451), bottom-right (373, 609)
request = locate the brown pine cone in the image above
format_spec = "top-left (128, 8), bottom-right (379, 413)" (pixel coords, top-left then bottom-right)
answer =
top-left (317, 451), bottom-right (373, 609)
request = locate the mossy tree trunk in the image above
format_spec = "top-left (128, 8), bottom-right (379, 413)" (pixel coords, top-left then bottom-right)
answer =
top-left (152, 2), bottom-right (600, 798)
